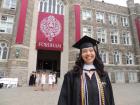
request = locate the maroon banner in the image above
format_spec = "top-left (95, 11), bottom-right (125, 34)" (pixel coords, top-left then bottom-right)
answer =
top-left (36, 12), bottom-right (64, 51)
top-left (74, 5), bottom-right (81, 42)
top-left (135, 18), bottom-right (140, 44)
top-left (15, 0), bottom-right (28, 44)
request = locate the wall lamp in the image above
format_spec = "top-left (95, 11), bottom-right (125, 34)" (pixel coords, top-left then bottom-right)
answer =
top-left (15, 48), bottom-right (20, 58)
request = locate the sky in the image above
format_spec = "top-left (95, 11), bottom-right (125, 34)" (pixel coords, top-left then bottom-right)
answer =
top-left (96, 0), bottom-right (140, 7)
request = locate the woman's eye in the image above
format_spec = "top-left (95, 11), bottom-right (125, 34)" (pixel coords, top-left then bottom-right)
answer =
top-left (82, 50), bottom-right (87, 53)
top-left (89, 49), bottom-right (94, 52)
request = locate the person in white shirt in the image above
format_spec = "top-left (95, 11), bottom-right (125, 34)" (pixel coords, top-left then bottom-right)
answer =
top-left (40, 71), bottom-right (47, 91)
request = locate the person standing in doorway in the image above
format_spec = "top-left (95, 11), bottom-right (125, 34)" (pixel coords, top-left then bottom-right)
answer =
top-left (34, 71), bottom-right (41, 91)
top-left (40, 71), bottom-right (47, 91)
top-left (48, 72), bottom-right (54, 90)
top-left (29, 71), bottom-right (36, 86)
top-left (58, 36), bottom-right (115, 105)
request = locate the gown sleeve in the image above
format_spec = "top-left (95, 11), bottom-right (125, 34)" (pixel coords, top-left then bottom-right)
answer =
top-left (58, 72), bottom-right (73, 105)
top-left (105, 73), bottom-right (115, 105)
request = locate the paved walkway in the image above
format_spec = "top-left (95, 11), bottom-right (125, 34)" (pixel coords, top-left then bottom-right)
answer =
top-left (113, 83), bottom-right (140, 105)
top-left (0, 83), bottom-right (140, 105)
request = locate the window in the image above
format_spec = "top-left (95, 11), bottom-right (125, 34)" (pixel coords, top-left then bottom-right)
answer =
top-left (122, 31), bottom-right (132, 45)
top-left (108, 14), bottom-right (117, 25)
top-left (0, 71), bottom-right (5, 78)
top-left (82, 26), bottom-right (93, 38)
top-left (121, 16), bottom-right (129, 27)
top-left (115, 72), bottom-right (125, 83)
top-left (96, 27), bottom-right (106, 43)
top-left (126, 52), bottom-right (134, 64)
top-left (2, 0), bottom-right (16, 10)
top-left (128, 72), bottom-right (137, 83)
top-left (82, 9), bottom-right (92, 21)
top-left (113, 50), bottom-right (121, 64)
top-left (110, 30), bottom-right (119, 44)
top-left (0, 15), bottom-right (14, 34)
top-left (96, 12), bottom-right (105, 23)
top-left (99, 50), bottom-right (108, 64)
top-left (38, 0), bottom-right (64, 15)
top-left (0, 42), bottom-right (9, 60)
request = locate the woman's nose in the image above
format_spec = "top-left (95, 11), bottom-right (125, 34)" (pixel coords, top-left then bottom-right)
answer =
top-left (86, 50), bottom-right (91, 55)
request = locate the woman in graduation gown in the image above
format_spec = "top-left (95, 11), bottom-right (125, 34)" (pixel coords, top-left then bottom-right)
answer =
top-left (58, 36), bottom-right (115, 105)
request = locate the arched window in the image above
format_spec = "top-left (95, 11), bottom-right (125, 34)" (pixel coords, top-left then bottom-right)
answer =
top-left (59, 1), bottom-right (64, 14)
top-left (0, 42), bottom-right (9, 60)
top-left (60, 5), bottom-right (63, 14)
top-left (113, 50), bottom-right (121, 64)
top-left (126, 52), bottom-right (134, 64)
top-left (53, 0), bottom-right (56, 13)
top-left (39, 1), bottom-right (43, 12)
top-left (38, 0), bottom-right (64, 15)
top-left (44, 2), bottom-right (47, 12)
top-left (48, 0), bottom-right (52, 12)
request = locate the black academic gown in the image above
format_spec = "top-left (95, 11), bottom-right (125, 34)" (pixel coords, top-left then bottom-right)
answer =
top-left (29, 74), bottom-right (36, 86)
top-left (58, 71), bottom-right (115, 105)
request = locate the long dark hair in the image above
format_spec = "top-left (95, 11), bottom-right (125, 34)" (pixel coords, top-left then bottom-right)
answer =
top-left (73, 48), bottom-right (105, 77)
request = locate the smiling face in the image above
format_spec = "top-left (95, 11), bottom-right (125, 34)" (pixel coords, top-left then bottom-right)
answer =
top-left (81, 47), bottom-right (96, 65)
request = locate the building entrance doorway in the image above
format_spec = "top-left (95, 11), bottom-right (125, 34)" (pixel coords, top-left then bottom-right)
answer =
top-left (36, 50), bottom-right (60, 77)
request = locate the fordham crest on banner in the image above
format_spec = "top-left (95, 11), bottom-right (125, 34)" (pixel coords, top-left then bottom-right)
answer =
top-left (36, 12), bottom-right (64, 51)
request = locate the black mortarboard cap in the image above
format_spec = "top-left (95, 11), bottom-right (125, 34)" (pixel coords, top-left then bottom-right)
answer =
top-left (72, 36), bottom-right (100, 49)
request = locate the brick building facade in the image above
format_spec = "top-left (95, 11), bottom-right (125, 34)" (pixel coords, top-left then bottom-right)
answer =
top-left (0, 0), bottom-right (140, 85)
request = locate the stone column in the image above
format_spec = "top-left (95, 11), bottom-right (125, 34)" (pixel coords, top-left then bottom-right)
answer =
top-left (27, 0), bottom-right (39, 82)
top-left (127, 0), bottom-right (140, 65)
top-left (8, 0), bottom-right (35, 86)
top-left (59, 4), bottom-right (69, 86)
